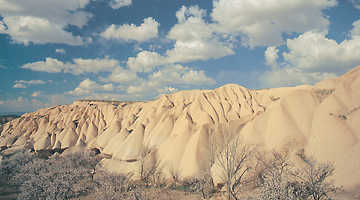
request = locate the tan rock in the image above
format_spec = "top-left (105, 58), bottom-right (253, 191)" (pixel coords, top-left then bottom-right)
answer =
top-left (1, 65), bottom-right (360, 197)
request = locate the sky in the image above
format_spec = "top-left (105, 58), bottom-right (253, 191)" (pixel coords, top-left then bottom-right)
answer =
top-left (0, 0), bottom-right (360, 113)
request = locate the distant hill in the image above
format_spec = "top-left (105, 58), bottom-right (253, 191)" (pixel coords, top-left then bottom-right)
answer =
top-left (0, 115), bottom-right (20, 126)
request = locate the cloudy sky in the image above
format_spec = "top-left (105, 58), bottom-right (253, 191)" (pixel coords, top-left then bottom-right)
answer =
top-left (1, 0), bottom-right (360, 113)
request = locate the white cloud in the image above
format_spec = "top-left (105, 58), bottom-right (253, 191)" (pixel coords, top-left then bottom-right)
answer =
top-left (166, 40), bottom-right (234, 63)
top-left (17, 80), bottom-right (46, 85)
top-left (101, 67), bottom-right (139, 83)
top-left (0, 0), bottom-right (92, 45)
top-left (350, 0), bottom-right (360, 9)
top-left (13, 83), bottom-right (26, 88)
top-left (109, 0), bottom-right (132, 9)
top-left (71, 57), bottom-right (119, 75)
top-left (55, 48), bottom-right (66, 54)
top-left (0, 96), bottom-right (46, 112)
top-left (351, 19), bottom-right (360, 38)
top-left (101, 17), bottom-right (159, 42)
top-left (13, 80), bottom-right (46, 88)
top-left (127, 64), bottom-right (215, 95)
top-left (21, 57), bottom-right (120, 74)
top-left (149, 64), bottom-right (216, 86)
top-left (0, 16), bottom-right (85, 45)
top-left (127, 51), bottom-right (165, 72)
top-left (265, 46), bottom-right (279, 68)
top-left (32, 91), bottom-right (41, 97)
top-left (261, 67), bottom-right (336, 87)
top-left (21, 58), bottom-right (65, 73)
top-left (0, 21), bottom-right (6, 33)
top-left (68, 79), bottom-right (114, 96)
top-left (166, 6), bottom-right (234, 63)
top-left (283, 31), bottom-right (360, 73)
top-left (211, 0), bottom-right (337, 47)
top-left (261, 30), bottom-right (360, 87)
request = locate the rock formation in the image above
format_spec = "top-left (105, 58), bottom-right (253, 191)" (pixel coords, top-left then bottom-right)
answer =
top-left (1, 66), bottom-right (360, 197)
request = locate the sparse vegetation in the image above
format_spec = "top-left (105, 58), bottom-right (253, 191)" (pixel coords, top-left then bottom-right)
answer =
top-left (253, 151), bottom-right (341, 200)
top-left (93, 170), bottom-right (135, 200)
top-left (14, 151), bottom-right (99, 200)
top-left (215, 136), bottom-right (253, 200)
top-left (313, 89), bottom-right (335, 103)
top-left (0, 143), bottom-right (342, 200)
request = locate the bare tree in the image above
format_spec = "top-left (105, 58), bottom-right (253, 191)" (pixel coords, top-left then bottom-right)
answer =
top-left (216, 135), bottom-right (252, 200)
top-left (255, 151), bottom-right (301, 200)
top-left (293, 156), bottom-right (341, 200)
top-left (139, 146), bottom-right (160, 187)
top-left (14, 151), bottom-right (100, 200)
top-left (94, 170), bottom-right (134, 200)
top-left (182, 174), bottom-right (215, 199)
top-left (255, 151), bottom-right (341, 200)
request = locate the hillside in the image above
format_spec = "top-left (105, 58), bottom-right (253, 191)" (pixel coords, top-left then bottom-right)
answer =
top-left (0, 115), bottom-right (19, 126)
top-left (1, 66), bottom-right (360, 198)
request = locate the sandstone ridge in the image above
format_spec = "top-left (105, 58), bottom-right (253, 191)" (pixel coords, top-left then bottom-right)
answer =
top-left (1, 66), bottom-right (360, 196)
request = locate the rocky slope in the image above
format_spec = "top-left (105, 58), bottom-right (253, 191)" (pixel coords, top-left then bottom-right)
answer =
top-left (0, 115), bottom-right (19, 126)
top-left (1, 66), bottom-right (360, 197)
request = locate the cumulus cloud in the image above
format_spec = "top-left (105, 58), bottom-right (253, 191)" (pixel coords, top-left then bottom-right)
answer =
top-left (283, 31), bottom-right (360, 73)
top-left (71, 57), bottom-right (119, 74)
top-left (261, 28), bottom-right (360, 87)
top-left (149, 64), bottom-right (216, 86)
top-left (21, 58), bottom-right (65, 73)
top-left (0, 16), bottom-right (84, 45)
top-left (68, 79), bottom-right (114, 96)
top-left (265, 46), bottom-right (280, 68)
top-left (109, 0), bottom-right (132, 9)
top-left (65, 63), bottom-right (215, 101)
top-left (127, 64), bottom-right (215, 95)
top-left (0, 21), bottom-right (6, 33)
top-left (13, 80), bottom-right (46, 88)
top-left (101, 67), bottom-right (139, 83)
top-left (261, 67), bottom-right (336, 87)
top-left (166, 6), bottom-right (234, 63)
top-left (127, 51), bottom-right (166, 72)
top-left (211, 0), bottom-right (337, 47)
top-left (21, 57), bottom-right (120, 74)
top-left (351, 19), bottom-right (360, 38)
top-left (0, 96), bottom-right (46, 112)
top-left (350, 0), bottom-right (360, 9)
top-left (32, 91), bottom-right (41, 97)
top-left (101, 17), bottom-right (159, 42)
top-left (13, 83), bottom-right (26, 88)
top-left (55, 48), bottom-right (66, 54)
top-left (0, 0), bottom-right (92, 45)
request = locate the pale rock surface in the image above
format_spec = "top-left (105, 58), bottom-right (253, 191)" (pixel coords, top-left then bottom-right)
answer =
top-left (1, 66), bottom-right (360, 198)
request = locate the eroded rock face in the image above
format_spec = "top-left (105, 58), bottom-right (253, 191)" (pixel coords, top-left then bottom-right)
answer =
top-left (1, 66), bottom-right (360, 195)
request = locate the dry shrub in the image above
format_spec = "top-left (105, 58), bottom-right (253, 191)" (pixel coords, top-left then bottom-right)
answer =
top-left (254, 152), bottom-right (341, 200)
top-left (13, 151), bottom-right (99, 200)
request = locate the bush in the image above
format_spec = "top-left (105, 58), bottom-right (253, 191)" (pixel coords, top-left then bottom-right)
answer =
top-left (254, 152), bottom-right (341, 200)
top-left (0, 150), bottom-right (35, 183)
top-left (182, 176), bottom-right (215, 199)
top-left (13, 151), bottom-right (99, 200)
top-left (94, 170), bottom-right (135, 200)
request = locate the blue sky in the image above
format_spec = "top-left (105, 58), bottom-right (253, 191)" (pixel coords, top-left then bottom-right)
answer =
top-left (0, 0), bottom-right (360, 113)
